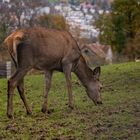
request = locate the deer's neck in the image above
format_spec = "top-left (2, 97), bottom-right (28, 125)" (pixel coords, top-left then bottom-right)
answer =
top-left (73, 57), bottom-right (93, 88)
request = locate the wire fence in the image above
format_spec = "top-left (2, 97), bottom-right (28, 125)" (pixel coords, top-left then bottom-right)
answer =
top-left (0, 61), bottom-right (11, 79)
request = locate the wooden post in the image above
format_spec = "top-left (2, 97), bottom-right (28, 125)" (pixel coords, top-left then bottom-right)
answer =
top-left (6, 61), bottom-right (11, 79)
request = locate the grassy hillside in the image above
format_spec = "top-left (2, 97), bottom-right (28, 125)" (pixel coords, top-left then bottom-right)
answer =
top-left (0, 62), bottom-right (140, 140)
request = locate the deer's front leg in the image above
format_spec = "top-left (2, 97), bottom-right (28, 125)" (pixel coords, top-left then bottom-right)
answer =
top-left (41, 70), bottom-right (52, 113)
top-left (63, 63), bottom-right (73, 109)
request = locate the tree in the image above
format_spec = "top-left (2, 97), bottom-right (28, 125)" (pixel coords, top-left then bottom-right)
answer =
top-left (0, 0), bottom-right (48, 44)
top-left (95, 14), bottom-right (114, 45)
top-left (8, 0), bottom-right (48, 28)
top-left (95, 0), bottom-right (140, 58)
top-left (125, 29), bottom-right (140, 59)
top-left (0, 24), bottom-right (7, 45)
top-left (37, 14), bottom-right (69, 30)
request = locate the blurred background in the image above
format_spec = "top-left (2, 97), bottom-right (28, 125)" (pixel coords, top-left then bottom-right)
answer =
top-left (0, 0), bottom-right (140, 64)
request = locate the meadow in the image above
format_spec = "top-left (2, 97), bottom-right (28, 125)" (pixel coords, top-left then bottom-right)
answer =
top-left (0, 62), bottom-right (140, 140)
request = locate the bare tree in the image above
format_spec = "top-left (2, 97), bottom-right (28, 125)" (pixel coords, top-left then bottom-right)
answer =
top-left (0, 0), bottom-right (48, 34)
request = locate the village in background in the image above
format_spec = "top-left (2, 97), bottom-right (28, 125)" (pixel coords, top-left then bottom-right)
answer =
top-left (0, 0), bottom-right (140, 77)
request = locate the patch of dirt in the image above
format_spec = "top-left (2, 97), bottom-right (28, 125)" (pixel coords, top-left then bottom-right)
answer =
top-left (6, 123), bottom-right (18, 133)
top-left (52, 136), bottom-right (76, 140)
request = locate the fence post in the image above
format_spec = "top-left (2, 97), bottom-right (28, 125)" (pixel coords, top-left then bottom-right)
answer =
top-left (6, 61), bottom-right (11, 79)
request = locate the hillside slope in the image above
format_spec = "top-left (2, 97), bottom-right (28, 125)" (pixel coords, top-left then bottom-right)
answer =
top-left (0, 62), bottom-right (140, 139)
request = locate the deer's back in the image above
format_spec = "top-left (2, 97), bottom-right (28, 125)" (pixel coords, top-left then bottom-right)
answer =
top-left (5, 27), bottom-right (81, 71)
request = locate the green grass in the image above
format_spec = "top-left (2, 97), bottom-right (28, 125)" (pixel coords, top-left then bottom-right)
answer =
top-left (0, 62), bottom-right (140, 140)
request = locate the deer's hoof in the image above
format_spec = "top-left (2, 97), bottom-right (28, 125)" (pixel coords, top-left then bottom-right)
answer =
top-left (27, 111), bottom-right (32, 116)
top-left (41, 107), bottom-right (47, 113)
top-left (47, 109), bottom-right (54, 114)
top-left (68, 105), bottom-right (74, 110)
top-left (7, 113), bottom-right (14, 119)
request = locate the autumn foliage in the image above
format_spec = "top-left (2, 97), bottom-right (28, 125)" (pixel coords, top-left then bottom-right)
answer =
top-left (37, 14), bottom-right (69, 31)
top-left (95, 0), bottom-right (140, 60)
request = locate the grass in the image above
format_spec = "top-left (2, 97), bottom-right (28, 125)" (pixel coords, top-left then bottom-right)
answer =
top-left (0, 61), bottom-right (140, 140)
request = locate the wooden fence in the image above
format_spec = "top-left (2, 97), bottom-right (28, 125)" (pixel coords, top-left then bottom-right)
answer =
top-left (0, 61), bottom-right (11, 79)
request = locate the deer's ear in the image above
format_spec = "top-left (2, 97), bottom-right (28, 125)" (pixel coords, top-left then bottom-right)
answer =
top-left (93, 67), bottom-right (101, 80)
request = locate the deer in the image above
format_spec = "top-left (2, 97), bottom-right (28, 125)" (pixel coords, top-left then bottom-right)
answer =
top-left (4, 27), bottom-right (103, 119)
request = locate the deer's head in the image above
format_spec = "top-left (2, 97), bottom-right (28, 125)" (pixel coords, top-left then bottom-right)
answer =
top-left (86, 67), bottom-right (103, 105)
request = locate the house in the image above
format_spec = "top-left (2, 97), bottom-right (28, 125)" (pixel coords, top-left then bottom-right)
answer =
top-left (80, 43), bottom-right (113, 66)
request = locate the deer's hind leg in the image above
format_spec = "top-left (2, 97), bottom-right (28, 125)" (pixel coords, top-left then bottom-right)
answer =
top-left (17, 78), bottom-right (32, 115)
top-left (7, 68), bottom-right (31, 119)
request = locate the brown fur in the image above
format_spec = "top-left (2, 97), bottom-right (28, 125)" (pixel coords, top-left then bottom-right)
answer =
top-left (4, 27), bottom-right (102, 119)
top-left (4, 29), bottom-right (24, 55)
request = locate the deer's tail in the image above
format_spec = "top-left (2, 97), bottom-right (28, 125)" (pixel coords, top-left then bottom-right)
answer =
top-left (4, 31), bottom-right (24, 68)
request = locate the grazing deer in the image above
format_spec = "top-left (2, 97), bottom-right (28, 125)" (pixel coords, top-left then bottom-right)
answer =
top-left (4, 27), bottom-right (102, 119)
